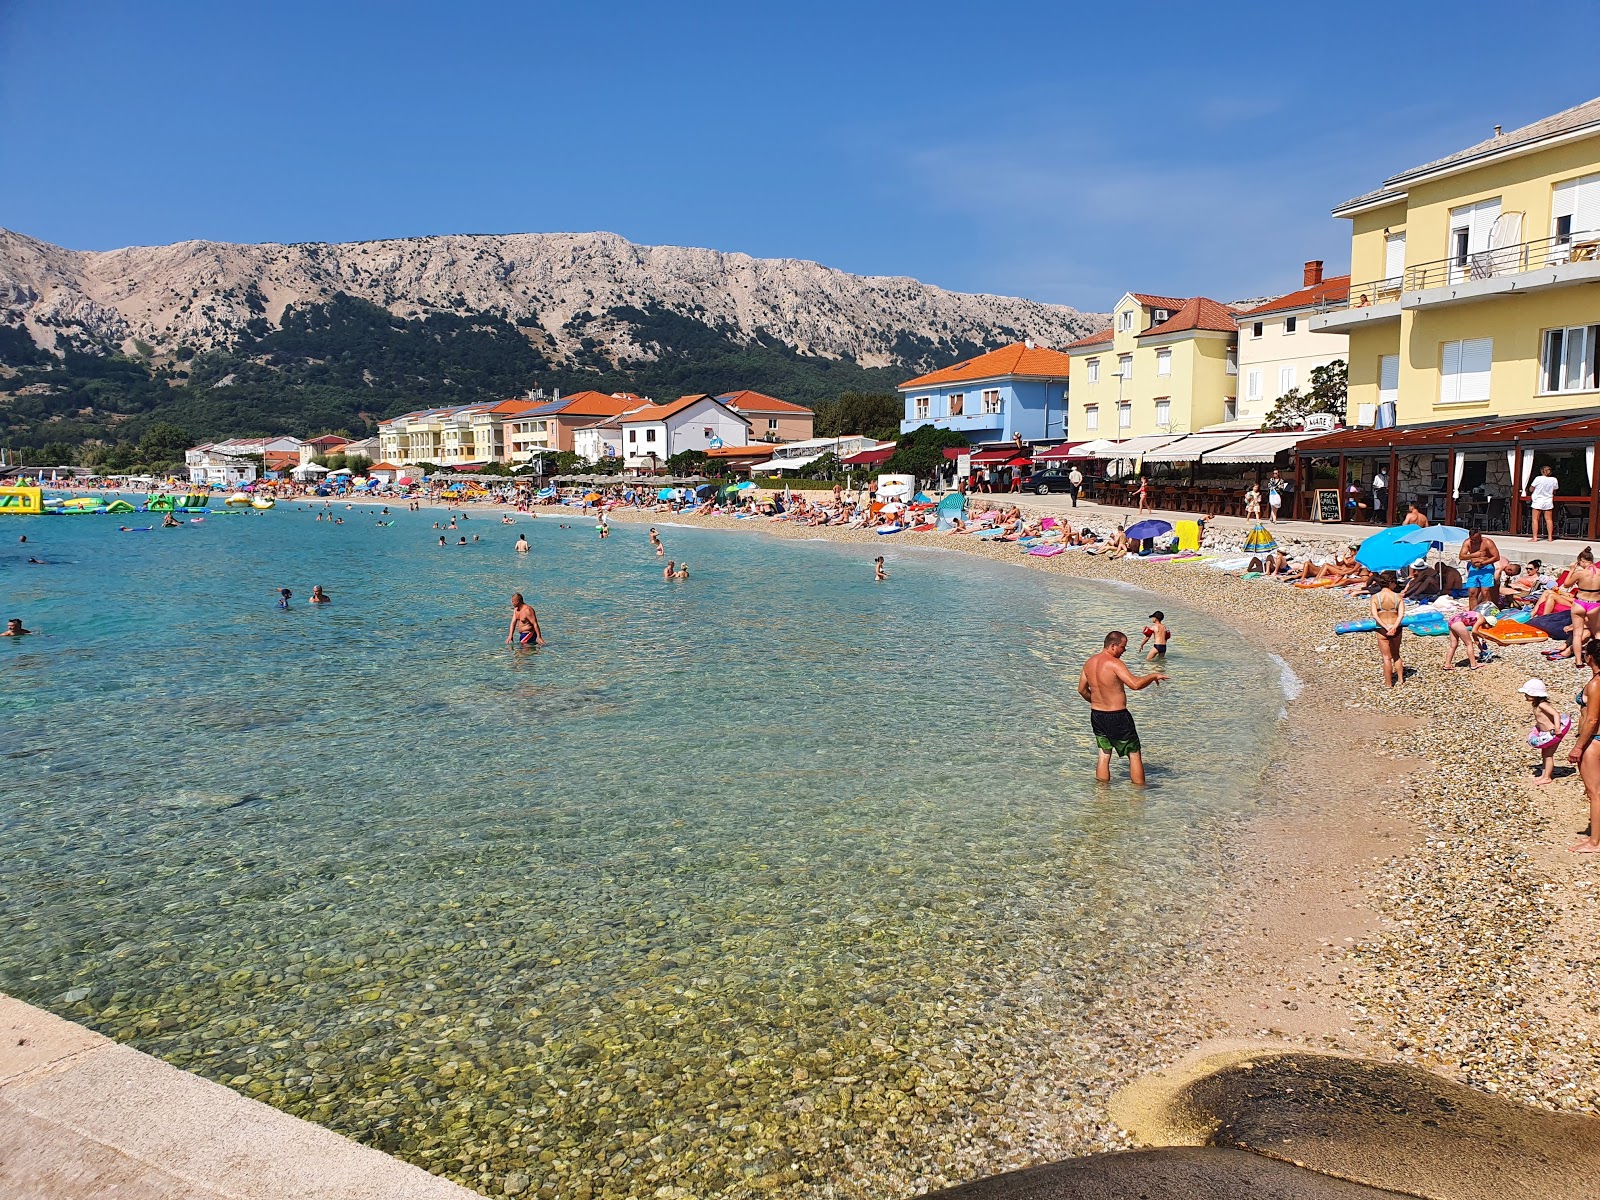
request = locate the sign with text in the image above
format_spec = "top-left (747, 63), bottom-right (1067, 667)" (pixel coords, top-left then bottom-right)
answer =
top-left (1314, 488), bottom-right (1342, 523)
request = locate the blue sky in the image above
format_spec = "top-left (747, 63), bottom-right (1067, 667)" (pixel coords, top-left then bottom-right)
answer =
top-left (2, 0), bottom-right (1594, 313)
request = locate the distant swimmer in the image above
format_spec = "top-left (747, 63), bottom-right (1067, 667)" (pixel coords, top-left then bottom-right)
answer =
top-left (673, 562), bottom-right (689, 580)
top-left (664, 560), bottom-right (676, 580)
top-left (310, 585), bottom-right (331, 604)
top-left (458, 536), bottom-right (468, 545)
top-left (649, 528), bottom-right (664, 556)
top-left (438, 535), bottom-right (447, 547)
top-left (1139, 611), bottom-right (1171, 661)
top-left (472, 534), bottom-right (480, 543)
top-left (27, 557), bottom-right (44, 565)
top-left (3, 618), bottom-right (31, 637)
top-left (874, 556), bottom-right (888, 581)
top-left (162, 514), bottom-right (181, 528)
top-left (515, 534), bottom-right (530, 554)
top-left (1077, 630), bottom-right (1166, 786)
top-left (277, 588), bottom-right (293, 609)
top-left (506, 592), bottom-right (546, 647)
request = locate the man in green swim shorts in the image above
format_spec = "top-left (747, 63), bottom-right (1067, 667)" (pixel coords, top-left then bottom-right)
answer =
top-left (1077, 630), bottom-right (1167, 785)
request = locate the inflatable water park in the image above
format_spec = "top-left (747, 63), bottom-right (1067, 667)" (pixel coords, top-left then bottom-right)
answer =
top-left (0, 485), bottom-right (272, 516)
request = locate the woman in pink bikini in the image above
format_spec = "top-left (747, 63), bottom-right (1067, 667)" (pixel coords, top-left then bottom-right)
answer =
top-left (1566, 547), bottom-right (1600, 663)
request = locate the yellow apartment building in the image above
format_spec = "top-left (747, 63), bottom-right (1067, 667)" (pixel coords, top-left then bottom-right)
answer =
top-left (1064, 292), bottom-right (1239, 441)
top-left (1313, 96), bottom-right (1600, 428)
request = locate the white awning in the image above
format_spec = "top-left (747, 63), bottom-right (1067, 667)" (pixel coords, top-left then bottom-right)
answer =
top-left (750, 453), bottom-right (823, 471)
top-left (1202, 431), bottom-right (1313, 464)
top-left (1060, 439), bottom-right (1120, 458)
top-left (1141, 432), bottom-right (1254, 463)
top-left (1088, 434), bottom-right (1183, 460)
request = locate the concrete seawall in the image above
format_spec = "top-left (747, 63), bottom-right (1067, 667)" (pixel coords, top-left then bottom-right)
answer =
top-left (0, 992), bottom-right (478, 1199)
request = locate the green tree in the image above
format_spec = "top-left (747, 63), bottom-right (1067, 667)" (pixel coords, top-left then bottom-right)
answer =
top-left (884, 425), bottom-right (968, 481)
top-left (137, 422), bottom-right (192, 463)
top-left (344, 454), bottom-right (373, 475)
top-left (799, 451), bottom-right (841, 480)
top-left (1262, 359), bottom-right (1348, 430)
top-left (815, 391), bottom-right (902, 439)
top-left (666, 449), bottom-right (708, 475)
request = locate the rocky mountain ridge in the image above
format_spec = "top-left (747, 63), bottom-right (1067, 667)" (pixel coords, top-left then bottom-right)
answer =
top-left (0, 228), bottom-right (1100, 370)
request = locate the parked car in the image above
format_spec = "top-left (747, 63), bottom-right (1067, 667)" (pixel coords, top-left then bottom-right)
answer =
top-left (1023, 469), bottom-right (1078, 495)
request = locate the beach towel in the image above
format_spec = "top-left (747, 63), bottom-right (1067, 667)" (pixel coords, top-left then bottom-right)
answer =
top-left (1479, 619), bottom-right (1547, 645)
top-left (1174, 520), bottom-right (1200, 552)
top-left (1027, 544), bottom-right (1065, 557)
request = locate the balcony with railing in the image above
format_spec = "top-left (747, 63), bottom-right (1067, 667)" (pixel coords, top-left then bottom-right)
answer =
top-left (1312, 231), bottom-right (1600, 333)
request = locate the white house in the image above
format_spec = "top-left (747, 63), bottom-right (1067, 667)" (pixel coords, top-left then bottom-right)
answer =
top-left (1233, 262), bottom-right (1351, 428)
top-left (185, 446), bottom-right (259, 487)
top-left (572, 403), bottom-right (658, 465)
top-left (618, 394), bottom-right (750, 470)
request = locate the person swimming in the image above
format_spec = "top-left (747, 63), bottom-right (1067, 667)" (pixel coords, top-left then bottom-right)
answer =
top-left (310, 585), bottom-right (330, 604)
top-left (3, 617), bottom-right (31, 637)
top-left (663, 560), bottom-right (677, 580)
top-left (874, 556), bottom-right (888, 581)
top-left (1139, 611), bottom-right (1171, 660)
top-left (673, 562), bottom-right (689, 580)
top-left (515, 534), bottom-right (530, 554)
top-left (277, 588), bottom-right (293, 609)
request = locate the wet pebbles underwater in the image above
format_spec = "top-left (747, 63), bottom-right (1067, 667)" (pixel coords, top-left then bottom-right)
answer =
top-left (1, 511), bottom-right (1287, 1198)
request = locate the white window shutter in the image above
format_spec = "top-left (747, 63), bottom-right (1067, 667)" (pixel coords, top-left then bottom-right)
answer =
top-left (1440, 340), bottom-right (1463, 404)
top-left (1576, 175), bottom-right (1600, 238)
top-left (1279, 366), bottom-right (1296, 394)
top-left (1460, 337), bottom-right (1493, 402)
top-left (1471, 200), bottom-right (1501, 253)
top-left (1555, 178), bottom-right (1578, 222)
top-left (1246, 369), bottom-right (1261, 401)
top-left (1379, 354), bottom-right (1399, 402)
top-left (1385, 233), bottom-right (1405, 280)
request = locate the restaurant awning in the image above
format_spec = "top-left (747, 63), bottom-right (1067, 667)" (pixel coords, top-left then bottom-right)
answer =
top-left (1140, 432), bottom-right (1254, 464)
top-left (1033, 442), bottom-right (1085, 461)
top-left (1088, 434), bottom-right (1183, 460)
top-left (749, 453), bottom-right (824, 471)
top-left (1204, 430), bottom-right (1312, 463)
top-left (840, 447), bottom-right (894, 466)
top-left (1299, 411), bottom-right (1600, 456)
top-left (970, 448), bottom-right (1029, 466)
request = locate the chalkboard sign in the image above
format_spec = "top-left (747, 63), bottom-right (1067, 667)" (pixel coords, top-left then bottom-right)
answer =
top-left (1314, 488), bottom-right (1342, 523)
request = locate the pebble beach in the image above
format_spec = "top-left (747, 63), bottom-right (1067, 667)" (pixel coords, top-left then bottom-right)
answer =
top-left (604, 499), bottom-right (1600, 1162)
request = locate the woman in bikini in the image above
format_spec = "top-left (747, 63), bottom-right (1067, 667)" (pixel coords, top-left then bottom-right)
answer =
top-left (1566, 548), bottom-right (1600, 663)
top-left (1371, 569), bottom-right (1405, 688)
top-left (1569, 637), bottom-right (1600, 853)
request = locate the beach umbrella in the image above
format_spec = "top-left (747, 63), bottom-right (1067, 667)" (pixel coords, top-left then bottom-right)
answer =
top-left (584, 491), bottom-right (601, 503)
top-left (735, 481), bottom-right (757, 492)
top-left (1396, 524), bottom-right (1471, 546)
top-left (1355, 525), bottom-right (1426, 573)
top-left (695, 484), bottom-right (715, 497)
top-left (1242, 524), bottom-right (1277, 554)
top-left (1124, 518), bottom-right (1173, 540)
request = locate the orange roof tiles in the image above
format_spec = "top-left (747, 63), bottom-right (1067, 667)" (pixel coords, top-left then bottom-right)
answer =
top-left (1063, 329), bottom-right (1114, 351)
top-left (1130, 293), bottom-right (1189, 311)
top-left (1137, 297), bottom-right (1241, 338)
top-left (899, 342), bottom-right (1074, 390)
top-left (719, 390), bottom-right (812, 415)
top-left (625, 394), bottom-right (752, 424)
top-left (1239, 275), bottom-right (1351, 318)
top-left (555, 391), bottom-right (638, 417)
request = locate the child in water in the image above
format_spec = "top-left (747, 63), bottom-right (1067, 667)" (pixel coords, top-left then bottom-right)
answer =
top-left (277, 588), bottom-right (292, 609)
top-left (1521, 678), bottom-right (1571, 785)
top-left (1140, 611), bottom-right (1171, 660)
top-left (874, 556), bottom-right (888, 581)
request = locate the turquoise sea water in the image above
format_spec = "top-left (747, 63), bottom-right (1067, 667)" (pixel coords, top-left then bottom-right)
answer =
top-left (1, 505), bottom-right (1285, 1197)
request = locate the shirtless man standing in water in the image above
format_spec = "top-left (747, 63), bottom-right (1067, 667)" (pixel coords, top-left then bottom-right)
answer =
top-left (505, 593), bottom-right (546, 647)
top-left (1077, 631), bottom-right (1166, 785)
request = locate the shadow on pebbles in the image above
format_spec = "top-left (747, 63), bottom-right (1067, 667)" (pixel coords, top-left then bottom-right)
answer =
top-left (924, 1051), bottom-right (1600, 1199)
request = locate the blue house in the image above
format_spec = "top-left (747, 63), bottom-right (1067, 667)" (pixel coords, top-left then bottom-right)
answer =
top-left (897, 341), bottom-right (1073, 443)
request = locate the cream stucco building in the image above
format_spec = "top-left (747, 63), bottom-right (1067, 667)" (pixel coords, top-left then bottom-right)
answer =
top-left (1064, 293), bottom-right (1239, 441)
top-left (1234, 262), bottom-right (1350, 427)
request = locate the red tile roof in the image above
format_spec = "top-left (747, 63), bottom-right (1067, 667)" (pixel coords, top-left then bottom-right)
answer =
top-left (554, 391), bottom-right (638, 417)
top-left (705, 444), bottom-right (772, 458)
top-left (899, 342), bottom-right (1074, 389)
top-left (1137, 297), bottom-right (1241, 338)
top-left (1063, 328), bottom-right (1114, 351)
top-left (1239, 275), bottom-right (1352, 318)
top-left (718, 390), bottom-right (812, 415)
top-left (304, 434), bottom-right (350, 448)
top-left (1130, 293), bottom-right (1189, 311)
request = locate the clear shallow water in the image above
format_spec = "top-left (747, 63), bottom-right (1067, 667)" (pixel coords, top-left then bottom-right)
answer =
top-left (1, 506), bottom-right (1283, 1197)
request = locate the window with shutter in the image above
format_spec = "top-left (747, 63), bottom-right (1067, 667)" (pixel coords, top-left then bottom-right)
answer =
top-left (1154, 399), bottom-right (1171, 426)
top-left (1118, 355), bottom-right (1132, 380)
top-left (1439, 338), bottom-right (1492, 405)
top-left (1554, 174), bottom-right (1600, 242)
top-left (1085, 405), bottom-right (1099, 432)
top-left (1279, 366), bottom-right (1297, 395)
top-left (1384, 232), bottom-right (1405, 284)
top-left (1156, 349), bottom-right (1171, 377)
top-left (1118, 403), bottom-right (1132, 430)
top-left (1246, 369), bottom-right (1262, 401)
top-left (1379, 355), bottom-right (1399, 406)
top-left (1086, 358), bottom-right (1099, 384)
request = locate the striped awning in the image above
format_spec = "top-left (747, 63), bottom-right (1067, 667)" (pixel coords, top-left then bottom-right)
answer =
top-left (1140, 432), bottom-right (1254, 464)
top-left (1204, 431), bottom-right (1313, 463)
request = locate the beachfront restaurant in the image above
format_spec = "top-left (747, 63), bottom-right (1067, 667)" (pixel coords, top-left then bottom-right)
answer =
top-left (1293, 414), bottom-right (1600, 536)
top-left (1085, 430), bottom-right (1313, 515)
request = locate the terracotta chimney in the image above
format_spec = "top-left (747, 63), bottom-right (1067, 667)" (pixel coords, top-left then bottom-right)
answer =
top-left (1303, 260), bottom-right (1324, 287)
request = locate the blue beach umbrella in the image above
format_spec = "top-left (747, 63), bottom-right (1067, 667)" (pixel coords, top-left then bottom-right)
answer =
top-left (1356, 526), bottom-right (1428, 573)
top-left (1124, 518), bottom-right (1173, 540)
top-left (1396, 524), bottom-right (1471, 546)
